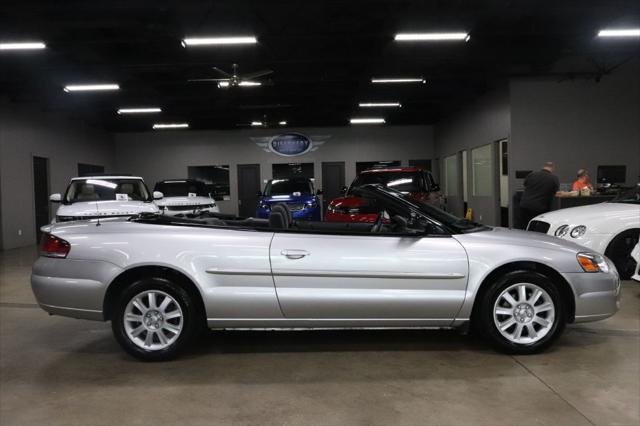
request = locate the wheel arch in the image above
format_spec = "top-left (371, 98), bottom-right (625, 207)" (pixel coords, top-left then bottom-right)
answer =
top-left (604, 227), bottom-right (640, 255)
top-left (103, 265), bottom-right (207, 324)
top-left (471, 261), bottom-right (576, 324)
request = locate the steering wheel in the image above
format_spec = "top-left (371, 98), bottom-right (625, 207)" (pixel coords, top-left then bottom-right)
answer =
top-left (371, 211), bottom-right (385, 233)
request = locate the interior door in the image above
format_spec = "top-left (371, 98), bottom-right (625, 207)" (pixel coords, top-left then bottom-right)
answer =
top-left (270, 232), bottom-right (469, 325)
top-left (237, 164), bottom-right (261, 217)
top-left (32, 156), bottom-right (50, 242)
top-left (321, 161), bottom-right (345, 213)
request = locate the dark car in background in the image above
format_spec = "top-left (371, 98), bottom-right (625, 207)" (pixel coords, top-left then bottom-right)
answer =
top-left (326, 167), bottom-right (442, 222)
top-left (256, 177), bottom-right (322, 220)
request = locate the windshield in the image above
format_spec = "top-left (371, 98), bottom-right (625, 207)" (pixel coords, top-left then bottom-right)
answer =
top-left (155, 180), bottom-right (207, 197)
top-left (611, 187), bottom-right (640, 204)
top-left (352, 171), bottom-right (425, 193)
top-left (264, 178), bottom-right (313, 196)
top-left (362, 185), bottom-right (488, 233)
top-left (64, 178), bottom-right (151, 203)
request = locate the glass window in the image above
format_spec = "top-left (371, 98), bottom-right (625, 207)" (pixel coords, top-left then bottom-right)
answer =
top-left (154, 180), bottom-right (208, 197)
top-left (472, 144), bottom-right (493, 197)
top-left (64, 178), bottom-right (151, 203)
top-left (264, 177), bottom-right (314, 196)
top-left (188, 165), bottom-right (230, 201)
top-left (444, 155), bottom-right (458, 197)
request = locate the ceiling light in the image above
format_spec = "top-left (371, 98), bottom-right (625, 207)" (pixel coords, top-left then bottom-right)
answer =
top-left (64, 84), bottom-right (119, 92)
top-left (117, 107), bottom-right (162, 114)
top-left (0, 41), bottom-right (46, 50)
top-left (350, 118), bottom-right (386, 124)
top-left (251, 121), bottom-right (263, 126)
top-left (181, 36), bottom-right (257, 47)
top-left (371, 78), bottom-right (426, 84)
top-left (359, 102), bottom-right (401, 108)
top-left (217, 81), bottom-right (262, 88)
top-left (395, 32), bottom-right (470, 42)
top-left (153, 123), bottom-right (189, 129)
top-left (279, 121), bottom-right (287, 126)
top-left (597, 29), bottom-right (640, 38)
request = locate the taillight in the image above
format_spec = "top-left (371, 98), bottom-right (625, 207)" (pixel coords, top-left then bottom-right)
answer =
top-left (39, 233), bottom-right (71, 258)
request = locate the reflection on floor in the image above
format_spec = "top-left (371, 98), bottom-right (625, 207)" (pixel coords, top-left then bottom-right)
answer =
top-left (1, 245), bottom-right (639, 425)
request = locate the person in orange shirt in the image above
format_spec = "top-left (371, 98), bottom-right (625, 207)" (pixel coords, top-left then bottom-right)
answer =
top-left (572, 169), bottom-right (594, 191)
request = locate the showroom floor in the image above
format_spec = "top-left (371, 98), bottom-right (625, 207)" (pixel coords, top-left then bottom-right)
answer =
top-left (1, 246), bottom-right (638, 426)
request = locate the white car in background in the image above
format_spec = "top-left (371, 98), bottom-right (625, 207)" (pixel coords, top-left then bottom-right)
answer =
top-left (528, 186), bottom-right (640, 279)
top-left (153, 179), bottom-right (219, 216)
top-left (50, 175), bottom-right (161, 223)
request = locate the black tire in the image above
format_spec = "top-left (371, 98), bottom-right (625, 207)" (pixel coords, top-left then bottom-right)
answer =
top-left (477, 270), bottom-right (567, 355)
top-left (111, 277), bottom-right (201, 361)
top-left (605, 230), bottom-right (639, 280)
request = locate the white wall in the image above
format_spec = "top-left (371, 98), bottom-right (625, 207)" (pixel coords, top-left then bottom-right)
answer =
top-left (435, 89), bottom-right (511, 225)
top-left (0, 101), bottom-right (114, 249)
top-left (510, 61), bottom-right (640, 198)
top-left (114, 125), bottom-right (435, 215)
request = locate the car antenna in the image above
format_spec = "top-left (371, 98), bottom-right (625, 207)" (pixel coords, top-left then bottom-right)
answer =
top-left (95, 201), bottom-right (101, 227)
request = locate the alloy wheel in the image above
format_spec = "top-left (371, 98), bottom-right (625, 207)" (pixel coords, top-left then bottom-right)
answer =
top-left (123, 290), bottom-right (184, 351)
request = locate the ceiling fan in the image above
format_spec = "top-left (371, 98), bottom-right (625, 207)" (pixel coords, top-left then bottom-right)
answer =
top-left (188, 63), bottom-right (273, 88)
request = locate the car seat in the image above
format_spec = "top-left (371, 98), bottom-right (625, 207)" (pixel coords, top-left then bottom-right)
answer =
top-left (77, 184), bottom-right (99, 201)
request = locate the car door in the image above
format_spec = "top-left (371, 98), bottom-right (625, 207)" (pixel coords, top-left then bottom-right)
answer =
top-left (269, 231), bottom-right (469, 326)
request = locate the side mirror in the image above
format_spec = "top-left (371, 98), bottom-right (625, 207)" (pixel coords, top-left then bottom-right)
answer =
top-left (340, 186), bottom-right (348, 194)
top-left (431, 184), bottom-right (441, 192)
top-left (49, 193), bottom-right (62, 203)
top-left (256, 190), bottom-right (263, 196)
top-left (153, 191), bottom-right (164, 200)
top-left (316, 189), bottom-right (323, 195)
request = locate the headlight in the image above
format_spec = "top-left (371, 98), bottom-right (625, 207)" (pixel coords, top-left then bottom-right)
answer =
top-left (577, 252), bottom-right (609, 273)
top-left (570, 225), bottom-right (587, 238)
top-left (554, 225), bottom-right (569, 237)
top-left (306, 200), bottom-right (317, 208)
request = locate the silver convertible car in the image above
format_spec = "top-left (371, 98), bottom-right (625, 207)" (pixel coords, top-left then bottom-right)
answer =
top-left (32, 185), bottom-right (620, 361)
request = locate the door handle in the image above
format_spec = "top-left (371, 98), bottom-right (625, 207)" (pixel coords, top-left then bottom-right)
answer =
top-left (281, 249), bottom-right (310, 259)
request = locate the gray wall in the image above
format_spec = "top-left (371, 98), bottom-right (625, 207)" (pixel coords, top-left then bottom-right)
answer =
top-left (114, 125), bottom-right (435, 215)
top-left (0, 101), bottom-right (114, 249)
top-left (435, 89), bottom-right (511, 225)
top-left (510, 61), bottom-right (640, 200)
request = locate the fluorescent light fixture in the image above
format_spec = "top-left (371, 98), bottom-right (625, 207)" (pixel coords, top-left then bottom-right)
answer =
top-left (0, 41), bottom-right (46, 50)
top-left (350, 118), bottom-right (386, 124)
top-left (153, 123), bottom-right (189, 129)
top-left (371, 78), bottom-right (426, 84)
top-left (279, 121), bottom-right (287, 126)
top-left (395, 32), bottom-right (470, 42)
top-left (64, 84), bottom-right (119, 92)
top-left (217, 81), bottom-right (262, 88)
top-left (181, 36), bottom-right (257, 47)
top-left (359, 102), bottom-right (401, 108)
top-left (597, 29), bottom-right (640, 38)
top-left (251, 121), bottom-right (263, 126)
top-left (117, 107), bottom-right (162, 114)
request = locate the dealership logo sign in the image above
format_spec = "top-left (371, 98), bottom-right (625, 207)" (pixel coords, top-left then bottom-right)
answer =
top-left (251, 133), bottom-right (330, 157)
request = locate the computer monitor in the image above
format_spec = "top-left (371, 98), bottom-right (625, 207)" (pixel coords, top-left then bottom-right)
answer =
top-left (597, 165), bottom-right (626, 184)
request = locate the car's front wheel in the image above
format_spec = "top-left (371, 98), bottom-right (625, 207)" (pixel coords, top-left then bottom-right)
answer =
top-left (478, 271), bottom-right (566, 354)
top-left (111, 277), bottom-right (199, 361)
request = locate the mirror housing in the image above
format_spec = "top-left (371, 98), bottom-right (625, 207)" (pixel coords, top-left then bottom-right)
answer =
top-left (316, 189), bottom-right (323, 195)
top-left (153, 191), bottom-right (164, 200)
top-left (431, 184), bottom-right (441, 192)
top-left (340, 186), bottom-right (348, 194)
top-left (49, 193), bottom-right (62, 203)
top-left (256, 190), bottom-right (263, 196)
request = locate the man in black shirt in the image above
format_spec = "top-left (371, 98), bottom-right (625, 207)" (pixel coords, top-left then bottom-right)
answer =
top-left (519, 162), bottom-right (559, 229)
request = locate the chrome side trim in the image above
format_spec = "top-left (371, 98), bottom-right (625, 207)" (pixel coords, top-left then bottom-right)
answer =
top-left (205, 269), bottom-right (271, 276)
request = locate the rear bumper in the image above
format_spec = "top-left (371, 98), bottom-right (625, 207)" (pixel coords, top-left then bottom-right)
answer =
top-left (562, 271), bottom-right (621, 323)
top-left (31, 257), bottom-right (123, 321)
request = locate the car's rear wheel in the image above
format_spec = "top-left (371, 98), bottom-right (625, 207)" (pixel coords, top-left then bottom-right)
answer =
top-left (478, 270), bottom-right (566, 354)
top-left (111, 277), bottom-right (199, 361)
top-left (606, 229), bottom-right (639, 280)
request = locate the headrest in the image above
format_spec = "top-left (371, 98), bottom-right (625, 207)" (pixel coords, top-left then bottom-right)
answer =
top-left (120, 183), bottom-right (134, 194)
top-left (80, 184), bottom-right (95, 194)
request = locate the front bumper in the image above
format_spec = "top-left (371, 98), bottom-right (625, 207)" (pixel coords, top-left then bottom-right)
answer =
top-left (31, 257), bottom-right (123, 321)
top-left (562, 270), bottom-right (621, 322)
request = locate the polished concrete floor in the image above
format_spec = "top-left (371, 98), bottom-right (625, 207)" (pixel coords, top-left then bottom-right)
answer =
top-left (1, 245), bottom-right (638, 426)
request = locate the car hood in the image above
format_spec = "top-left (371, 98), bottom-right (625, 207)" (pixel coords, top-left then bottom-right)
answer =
top-left (56, 200), bottom-right (159, 217)
top-left (455, 226), bottom-right (587, 254)
top-left (534, 202), bottom-right (640, 229)
top-left (155, 196), bottom-right (213, 207)
top-left (261, 195), bottom-right (315, 204)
